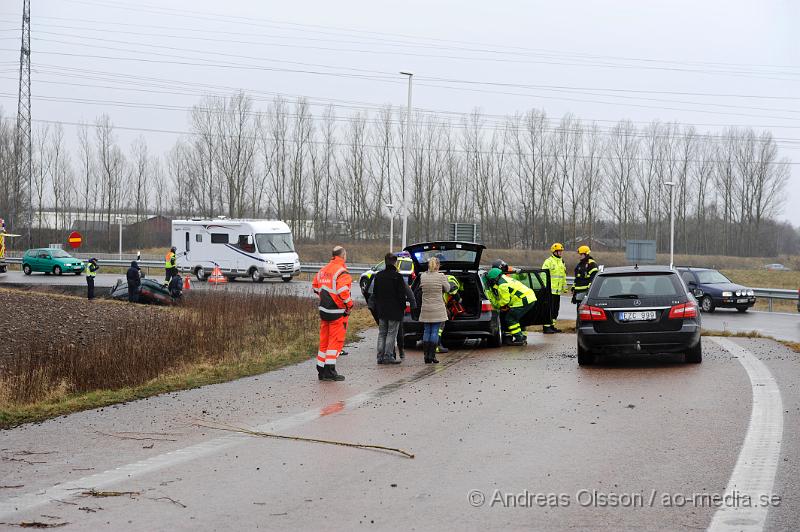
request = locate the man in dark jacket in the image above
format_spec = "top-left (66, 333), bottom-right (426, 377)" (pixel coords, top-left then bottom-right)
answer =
top-left (371, 253), bottom-right (415, 365)
top-left (126, 261), bottom-right (142, 303)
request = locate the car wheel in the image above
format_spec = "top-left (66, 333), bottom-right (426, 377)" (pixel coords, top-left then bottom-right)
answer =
top-left (54, 265), bottom-right (62, 276)
top-left (700, 296), bottom-right (715, 313)
top-left (685, 342), bottom-right (702, 364)
top-left (282, 276), bottom-right (292, 283)
top-left (488, 313), bottom-right (503, 348)
top-left (250, 269), bottom-right (264, 283)
top-left (195, 267), bottom-right (206, 281)
top-left (736, 306), bottom-right (748, 313)
top-left (75, 271), bottom-right (82, 276)
top-left (23, 264), bottom-right (32, 275)
top-left (577, 343), bottom-right (594, 366)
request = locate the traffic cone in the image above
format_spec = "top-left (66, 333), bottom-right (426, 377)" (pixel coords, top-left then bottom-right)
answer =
top-left (183, 275), bottom-right (192, 290)
top-left (208, 266), bottom-right (227, 284)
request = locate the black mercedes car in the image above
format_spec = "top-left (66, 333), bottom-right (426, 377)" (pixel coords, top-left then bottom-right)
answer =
top-left (675, 267), bottom-right (755, 313)
top-left (402, 241), bottom-right (552, 347)
top-left (576, 265), bottom-right (701, 365)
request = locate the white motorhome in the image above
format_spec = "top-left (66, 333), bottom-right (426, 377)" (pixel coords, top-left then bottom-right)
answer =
top-left (172, 218), bottom-right (301, 282)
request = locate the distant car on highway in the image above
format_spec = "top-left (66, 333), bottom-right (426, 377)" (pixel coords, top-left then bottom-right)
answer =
top-left (675, 267), bottom-right (755, 313)
top-left (576, 265), bottom-right (702, 365)
top-left (358, 251), bottom-right (416, 300)
top-left (21, 248), bottom-right (85, 276)
top-left (764, 263), bottom-right (791, 271)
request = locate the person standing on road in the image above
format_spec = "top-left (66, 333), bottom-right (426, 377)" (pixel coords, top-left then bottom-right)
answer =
top-left (312, 246), bottom-right (354, 382)
top-left (484, 268), bottom-right (536, 346)
top-left (419, 257), bottom-right (452, 364)
top-left (542, 243), bottom-right (567, 333)
top-left (126, 260), bottom-right (141, 303)
top-left (572, 245), bottom-right (599, 303)
top-left (165, 246), bottom-right (178, 283)
top-left (372, 253), bottom-right (416, 365)
top-left (86, 258), bottom-right (99, 300)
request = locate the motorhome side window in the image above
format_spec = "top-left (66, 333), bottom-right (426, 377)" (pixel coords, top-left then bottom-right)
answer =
top-left (237, 235), bottom-right (255, 253)
top-left (210, 233), bottom-right (229, 244)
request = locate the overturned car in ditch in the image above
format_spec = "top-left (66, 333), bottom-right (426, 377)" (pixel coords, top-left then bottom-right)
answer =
top-left (109, 275), bottom-right (183, 305)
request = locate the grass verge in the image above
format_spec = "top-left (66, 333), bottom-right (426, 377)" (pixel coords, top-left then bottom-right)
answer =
top-left (0, 291), bottom-right (373, 429)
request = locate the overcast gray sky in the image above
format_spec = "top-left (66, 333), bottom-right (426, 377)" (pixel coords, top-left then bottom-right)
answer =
top-left (1, 0), bottom-right (798, 225)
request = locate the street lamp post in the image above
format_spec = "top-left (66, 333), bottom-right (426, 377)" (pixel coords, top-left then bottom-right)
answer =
top-left (116, 216), bottom-right (123, 260)
top-left (386, 203), bottom-right (395, 253)
top-left (664, 182), bottom-right (676, 269)
top-left (400, 71), bottom-right (413, 250)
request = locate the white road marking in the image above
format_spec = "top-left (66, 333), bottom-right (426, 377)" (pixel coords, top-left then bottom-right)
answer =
top-left (0, 391), bottom-right (373, 520)
top-left (707, 337), bottom-right (784, 532)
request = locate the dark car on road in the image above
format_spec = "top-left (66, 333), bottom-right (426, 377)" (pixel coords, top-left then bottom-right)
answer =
top-left (576, 265), bottom-right (701, 365)
top-left (675, 267), bottom-right (755, 313)
top-left (402, 241), bottom-right (552, 347)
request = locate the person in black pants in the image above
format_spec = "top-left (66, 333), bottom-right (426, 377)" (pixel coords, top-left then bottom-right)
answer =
top-left (86, 258), bottom-right (99, 300)
top-left (126, 260), bottom-right (141, 303)
top-left (371, 253), bottom-right (416, 365)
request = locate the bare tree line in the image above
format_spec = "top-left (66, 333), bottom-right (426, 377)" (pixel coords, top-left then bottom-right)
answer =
top-left (0, 92), bottom-right (794, 256)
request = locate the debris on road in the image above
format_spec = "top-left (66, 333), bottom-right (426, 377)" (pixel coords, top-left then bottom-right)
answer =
top-left (192, 419), bottom-right (415, 459)
top-left (81, 489), bottom-right (140, 498)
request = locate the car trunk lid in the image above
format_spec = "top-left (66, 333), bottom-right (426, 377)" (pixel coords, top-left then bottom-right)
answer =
top-left (404, 241), bottom-right (485, 272)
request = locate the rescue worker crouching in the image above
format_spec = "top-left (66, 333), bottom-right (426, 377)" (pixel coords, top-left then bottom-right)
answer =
top-left (541, 243), bottom-right (568, 334)
top-left (572, 245), bottom-right (598, 304)
top-left (312, 246), bottom-right (354, 382)
top-left (484, 267), bottom-right (536, 346)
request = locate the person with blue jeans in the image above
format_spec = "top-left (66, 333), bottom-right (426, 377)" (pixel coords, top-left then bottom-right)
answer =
top-left (418, 257), bottom-right (453, 364)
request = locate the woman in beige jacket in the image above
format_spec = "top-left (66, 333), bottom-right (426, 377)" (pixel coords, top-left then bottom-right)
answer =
top-left (418, 257), bottom-right (453, 363)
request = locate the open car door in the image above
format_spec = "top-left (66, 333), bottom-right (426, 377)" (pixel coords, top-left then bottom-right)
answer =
top-left (508, 268), bottom-right (552, 327)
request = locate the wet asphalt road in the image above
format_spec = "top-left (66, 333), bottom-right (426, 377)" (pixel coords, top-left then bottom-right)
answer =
top-left (1, 330), bottom-right (798, 531)
top-left (2, 271), bottom-right (797, 341)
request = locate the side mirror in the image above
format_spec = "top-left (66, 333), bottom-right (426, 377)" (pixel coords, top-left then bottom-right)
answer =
top-left (693, 289), bottom-right (703, 298)
top-left (247, 235), bottom-right (254, 245)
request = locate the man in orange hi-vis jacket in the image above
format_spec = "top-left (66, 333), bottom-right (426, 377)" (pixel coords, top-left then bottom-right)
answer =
top-left (312, 245), bottom-right (354, 382)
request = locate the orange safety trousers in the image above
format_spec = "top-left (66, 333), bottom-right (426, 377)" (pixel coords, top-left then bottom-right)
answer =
top-left (317, 316), bottom-right (347, 367)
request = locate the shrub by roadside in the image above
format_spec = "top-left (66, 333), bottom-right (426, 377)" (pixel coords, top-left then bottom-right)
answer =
top-left (0, 288), bottom-right (372, 428)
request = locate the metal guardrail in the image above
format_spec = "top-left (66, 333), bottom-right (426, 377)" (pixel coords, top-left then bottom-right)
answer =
top-left (3, 257), bottom-right (797, 310)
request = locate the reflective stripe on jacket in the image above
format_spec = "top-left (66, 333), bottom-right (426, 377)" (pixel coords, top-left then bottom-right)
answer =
top-left (87, 262), bottom-right (98, 277)
top-left (312, 256), bottom-right (354, 321)
top-left (542, 254), bottom-right (567, 295)
top-left (487, 275), bottom-right (536, 309)
top-left (165, 251), bottom-right (176, 269)
top-left (574, 257), bottom-right (598, 292)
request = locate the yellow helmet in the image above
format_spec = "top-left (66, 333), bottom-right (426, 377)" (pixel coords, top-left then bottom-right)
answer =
top-left (577, 245), bottom-right (591, 255)
top-left (550, 242), bottom-right (564, 253)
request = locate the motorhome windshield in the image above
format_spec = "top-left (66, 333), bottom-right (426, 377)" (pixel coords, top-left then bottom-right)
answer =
top-left (256, 233), bottom-right (294, 254)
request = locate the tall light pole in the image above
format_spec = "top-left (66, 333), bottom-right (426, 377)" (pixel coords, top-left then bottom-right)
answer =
top-left (664, 182), bottom-right (676, 269)
top-left (386, 203), bottom-right (394, 252)
top-left (116, 216), bottom-right (123, 260)
top-left (400, 71), bottom-right (413, 250)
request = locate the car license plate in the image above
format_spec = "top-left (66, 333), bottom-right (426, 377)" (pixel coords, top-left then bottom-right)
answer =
top-left (619, 311), bottom-right (656, 321)
top-left (736, 298), bottom-right (748, 303)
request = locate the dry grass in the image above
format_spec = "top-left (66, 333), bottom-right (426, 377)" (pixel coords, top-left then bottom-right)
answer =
top-left (0, 291), bottom-right (372, 428)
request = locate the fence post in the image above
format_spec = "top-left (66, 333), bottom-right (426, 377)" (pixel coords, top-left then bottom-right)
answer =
top-left (768, 297), bottom-right (773, 313)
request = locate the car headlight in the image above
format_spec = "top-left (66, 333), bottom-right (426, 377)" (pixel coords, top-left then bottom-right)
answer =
top-left (264, 259), bottom-right (273, 265)
top-left (747, 289), bottom-right (754, 296)
top-left (722, 291), bottom-right (733, 297)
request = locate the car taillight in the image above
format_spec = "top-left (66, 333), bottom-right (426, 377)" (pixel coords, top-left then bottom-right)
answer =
top-left (405, 302), bottom-right (411, 314)
top-left (668, 302), bottom-right (698, 319)
top-left (481, 300), bottom-right (493, 313)
top-left (578, 305), bottom-right (607, 321)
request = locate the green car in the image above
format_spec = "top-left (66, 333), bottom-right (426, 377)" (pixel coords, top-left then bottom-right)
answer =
top-left (22, 248), bottom-right (85, 276)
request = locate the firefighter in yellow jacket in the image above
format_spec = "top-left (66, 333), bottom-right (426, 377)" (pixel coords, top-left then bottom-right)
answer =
top-left (542, 243), bottom-right (567, 334)
top-left (485, 268), bottom-right (536, 346)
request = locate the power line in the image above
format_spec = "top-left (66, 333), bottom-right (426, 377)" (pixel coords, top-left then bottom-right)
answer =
top-left (0, 114), bottom-right (795, 166)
